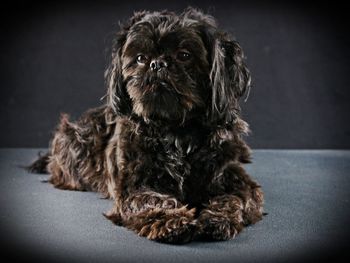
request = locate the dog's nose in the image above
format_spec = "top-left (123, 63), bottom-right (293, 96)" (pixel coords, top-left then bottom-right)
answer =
top-left (150, 59), bottom-right (168, 71)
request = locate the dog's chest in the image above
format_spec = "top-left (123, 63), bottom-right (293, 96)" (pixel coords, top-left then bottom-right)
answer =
top-left (141, 127), bottom-right (207, 182)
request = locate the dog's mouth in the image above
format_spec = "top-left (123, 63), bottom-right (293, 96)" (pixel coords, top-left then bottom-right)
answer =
top-left (127, 73), bottom-right (203, 121)
top-left (142, 80), bottom-right (178, 102)
top-left (143, 76), bottom-right (174, 93)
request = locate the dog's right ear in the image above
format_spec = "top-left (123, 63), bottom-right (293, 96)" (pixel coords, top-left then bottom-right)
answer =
top-left (105, 11), bottom-right (148, 116)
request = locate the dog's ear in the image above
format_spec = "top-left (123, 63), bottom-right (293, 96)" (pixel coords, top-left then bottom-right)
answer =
top-left (208, 33), bottom-right (251, 124)
top-left (183, 8), bottom-right (251, 124)
top-left (105, 11), bottom-right (148, 116)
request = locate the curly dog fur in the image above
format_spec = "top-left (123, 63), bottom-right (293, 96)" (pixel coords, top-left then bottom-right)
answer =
top-left (29, 8), bottom-right (264, 244)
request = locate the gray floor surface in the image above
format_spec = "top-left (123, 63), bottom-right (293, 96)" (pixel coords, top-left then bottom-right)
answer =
top-left (0, 149), bottom-right (349, 262)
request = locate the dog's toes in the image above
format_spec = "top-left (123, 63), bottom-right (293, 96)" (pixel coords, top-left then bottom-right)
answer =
top-left (197, 219), bottom-right (236, 241)
top-left (153, 218), bottom-right (196, 244)
top-left (135, 208), bottom-right (196, 244)
top-left (103, 209), bottom-right (123, 226)
top-left (196, 214), bottom-right (243, 241)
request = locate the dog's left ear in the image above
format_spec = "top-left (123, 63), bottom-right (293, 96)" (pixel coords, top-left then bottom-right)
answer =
top-left (209, 33), bottom-right (251, 124)
top-left (105, 32), bottom-right (131, 117)
top-left (105, 11), bottom-right (149, 117)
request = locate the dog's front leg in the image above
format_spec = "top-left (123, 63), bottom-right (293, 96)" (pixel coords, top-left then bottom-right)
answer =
top-left (105, 191), bottom-right (196, 243)
top-left (196, 163), bottom-right (264, 241)
top-left (104, 118), bottom-right (195, 243)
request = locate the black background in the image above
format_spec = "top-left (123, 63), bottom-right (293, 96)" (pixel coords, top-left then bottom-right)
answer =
top-left (0, 0), bottom-right (349, 148)
top-left (1, 1), bottom-right (350, 262)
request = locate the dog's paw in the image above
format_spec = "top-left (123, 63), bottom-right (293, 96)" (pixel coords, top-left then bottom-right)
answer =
top-left (196, 210), bottom-right (243, 241)
top-left (133, 206), bottom-right (196, 244)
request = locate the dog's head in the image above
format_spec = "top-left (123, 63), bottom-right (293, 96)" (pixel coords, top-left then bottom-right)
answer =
top-left (106, 8), bottom-right (251, 125)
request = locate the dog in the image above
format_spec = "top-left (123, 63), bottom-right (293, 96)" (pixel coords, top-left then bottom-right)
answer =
top-left (29, 8), bottom-right (264, 244)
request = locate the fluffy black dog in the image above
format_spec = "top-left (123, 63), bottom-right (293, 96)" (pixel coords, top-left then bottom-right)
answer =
top-left (30, 8), bottom-right (264, 244)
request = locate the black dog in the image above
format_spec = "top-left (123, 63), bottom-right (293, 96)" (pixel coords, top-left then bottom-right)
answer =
top-left (30, 8), bottom-right (264, 244)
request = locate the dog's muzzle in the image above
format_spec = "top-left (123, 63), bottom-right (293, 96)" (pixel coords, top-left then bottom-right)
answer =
top-left (150, 59), bottom-right (168, 72)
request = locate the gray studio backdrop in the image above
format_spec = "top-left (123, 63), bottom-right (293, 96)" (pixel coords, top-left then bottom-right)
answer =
top-left (1, 0), bottom-right (349, 148)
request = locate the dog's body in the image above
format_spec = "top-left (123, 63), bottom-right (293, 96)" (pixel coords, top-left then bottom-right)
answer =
top-left (30, 8), bottom-right (264, 243)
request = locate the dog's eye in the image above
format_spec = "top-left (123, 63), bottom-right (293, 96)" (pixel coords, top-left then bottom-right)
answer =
top-left (136, 55), bottom-right (147, 64)
top-left (176, 51), bottom-right (191, 62)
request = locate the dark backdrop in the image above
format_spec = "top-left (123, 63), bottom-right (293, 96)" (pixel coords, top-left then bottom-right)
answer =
top-left (1, 0), bottom-right (349, 149)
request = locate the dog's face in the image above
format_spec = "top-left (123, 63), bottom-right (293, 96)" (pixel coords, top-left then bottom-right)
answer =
top-left (106, 8), bottom-right (251, 125)
top-left (121, 17), bottom-right (210, 121)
